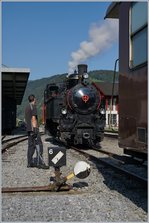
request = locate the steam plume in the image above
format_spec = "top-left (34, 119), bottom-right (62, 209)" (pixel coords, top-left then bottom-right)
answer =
top-left (68, 19), bottom-right (118, 73)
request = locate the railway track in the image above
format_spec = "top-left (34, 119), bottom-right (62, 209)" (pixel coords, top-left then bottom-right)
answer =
top-left (2, 135), bottom-right (28, 154)
top-left (2, 133), bottom-right (76, 194)
top-left (2, 133), bottom-right (45, 154)
top-left (70, 146), bottom-right (147, 187)
top-left (2, 185), bottom-right (72, 194)
top-left (92, 146), bottom-right (146, 165)
top-left (2, 134), bottom-right (28, 144)
top-left (104, 131), bottom-right (118, 138)
top-left (45, 135), bottom-right (147, 187)
top-left (2, 133), bottom-right (147, 194)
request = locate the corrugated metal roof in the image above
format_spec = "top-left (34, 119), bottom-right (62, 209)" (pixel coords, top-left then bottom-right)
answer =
top-left (94, 82), bottom-right (118, 96)
top-left (2, 67), bottom-right (30, 105)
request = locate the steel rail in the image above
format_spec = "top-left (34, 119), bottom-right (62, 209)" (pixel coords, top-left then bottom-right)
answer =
top-left (71, 146), bottom-right (147, 187)
top-left (91, 147), bottom-right (145, 165)
top-left (2, 135), bottom-right (28, 144)
top-left (2, 137), bottom-right (28, 153)
top-left (2, 184), bottom-right (72, 193)
top-left (104, 131), bottom-right (118, 138)
top-left (2, 133), bottom-right (44, 153)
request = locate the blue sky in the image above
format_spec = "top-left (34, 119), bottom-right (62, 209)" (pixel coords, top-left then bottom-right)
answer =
top-left (2, 1), bottom-right (119, 80)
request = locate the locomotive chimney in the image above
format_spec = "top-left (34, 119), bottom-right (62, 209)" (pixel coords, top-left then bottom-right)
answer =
top-left (78, 64), bottom-right (88, 75)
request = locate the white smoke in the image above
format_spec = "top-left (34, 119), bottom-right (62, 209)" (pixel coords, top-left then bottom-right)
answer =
top-left (68, 19), bottom-right (118, 73)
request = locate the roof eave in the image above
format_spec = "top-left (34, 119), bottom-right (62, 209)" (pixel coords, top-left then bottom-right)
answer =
top-left (104, 2), bottom-right (120, 19)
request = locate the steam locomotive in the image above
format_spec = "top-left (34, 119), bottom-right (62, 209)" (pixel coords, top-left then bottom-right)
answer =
top-left (44, 64), bottom-right (106, 146)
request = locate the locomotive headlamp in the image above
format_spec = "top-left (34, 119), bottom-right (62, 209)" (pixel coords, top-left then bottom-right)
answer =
top-left (100, 108), bottom-right (106, 115)
top-left (61, 108), bottom-right (67, 115)
top-left (83, 73), bottom-right (89, 79)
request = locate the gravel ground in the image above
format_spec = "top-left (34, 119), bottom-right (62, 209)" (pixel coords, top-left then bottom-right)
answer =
top-left (2, 134), bottom-right (148, 222)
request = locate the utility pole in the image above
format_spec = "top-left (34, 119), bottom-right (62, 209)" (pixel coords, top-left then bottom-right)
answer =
top-left (109, 59), bottom-right (119, 129)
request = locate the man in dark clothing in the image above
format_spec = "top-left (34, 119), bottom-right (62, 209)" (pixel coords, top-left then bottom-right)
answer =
top-left (25, 94), bottom-right (48, 169)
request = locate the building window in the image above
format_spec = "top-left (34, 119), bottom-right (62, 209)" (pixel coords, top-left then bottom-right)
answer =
top-left (130, 2), bottom-right (148, 68)
top-left (108, 114), bottom-right (117, 126)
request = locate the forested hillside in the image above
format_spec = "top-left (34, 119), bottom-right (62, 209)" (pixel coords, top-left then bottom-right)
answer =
top-left (17, 69), bottom-right (118, 120)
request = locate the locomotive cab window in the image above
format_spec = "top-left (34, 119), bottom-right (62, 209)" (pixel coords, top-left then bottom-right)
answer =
top-left (129, 2), bottom-right (148, 68)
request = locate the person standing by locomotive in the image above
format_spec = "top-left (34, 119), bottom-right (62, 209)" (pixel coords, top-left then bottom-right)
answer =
top-left (25, 94), bottom-right (48, 169)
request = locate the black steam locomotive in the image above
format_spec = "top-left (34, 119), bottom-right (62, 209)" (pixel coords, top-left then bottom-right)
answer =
top-left (44, 64), bottom-right (106, 146)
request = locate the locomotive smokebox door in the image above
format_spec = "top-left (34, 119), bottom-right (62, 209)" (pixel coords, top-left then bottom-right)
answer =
top-left (48, 147), bottom-right (66, 167)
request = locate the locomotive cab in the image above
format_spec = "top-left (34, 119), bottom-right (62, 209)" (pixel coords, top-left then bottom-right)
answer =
top-left (44, 83), bottom-right (65, 136)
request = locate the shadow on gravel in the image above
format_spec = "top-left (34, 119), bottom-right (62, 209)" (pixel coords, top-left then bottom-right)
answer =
top-left (45, 136), bottom-right (147, 212)
top-left (73, 182), bottom-right (88, 188)
top-left (45, 136), bottom-right (66, 146)
top-left (91, 156), bottom-right (148, 213)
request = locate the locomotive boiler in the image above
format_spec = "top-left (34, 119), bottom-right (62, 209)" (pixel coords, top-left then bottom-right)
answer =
top-left (44, 64), bottom-right (106, 146)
